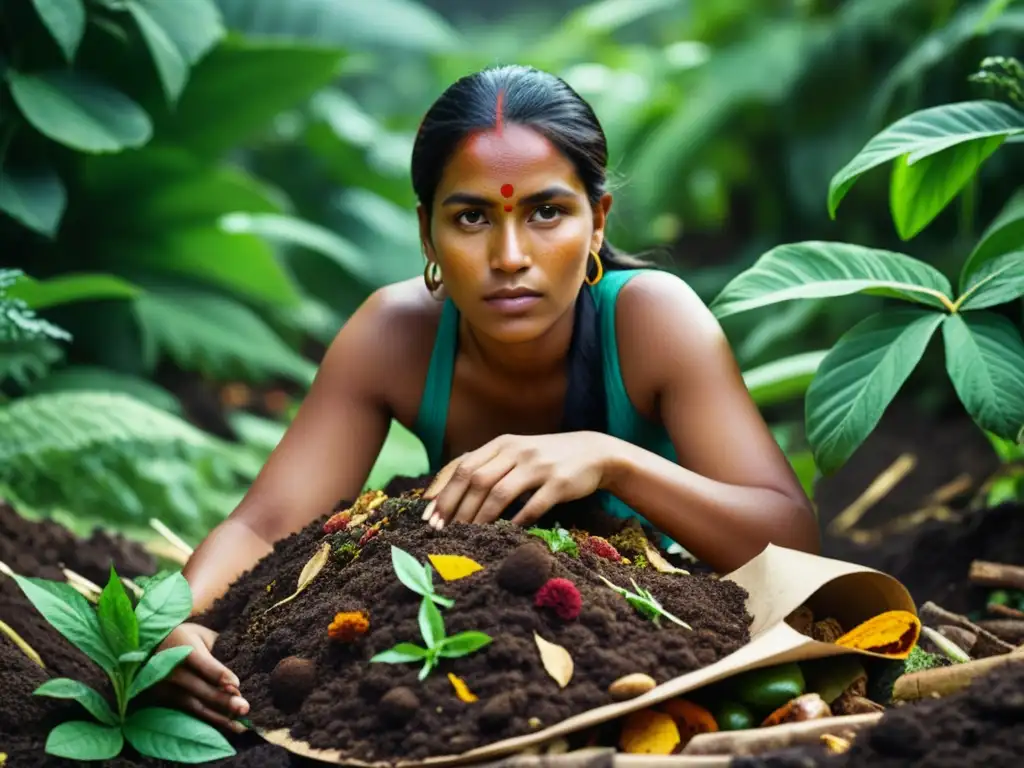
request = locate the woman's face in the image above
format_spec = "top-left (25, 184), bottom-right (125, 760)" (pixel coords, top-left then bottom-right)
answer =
top-left (419, 124), bottom-right (611, 344)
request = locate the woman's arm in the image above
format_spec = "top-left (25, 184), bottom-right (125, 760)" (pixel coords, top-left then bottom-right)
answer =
top-left (601, 273), bottom-right (819, 574)
top-left (182, 289), bottom-right (399, 614)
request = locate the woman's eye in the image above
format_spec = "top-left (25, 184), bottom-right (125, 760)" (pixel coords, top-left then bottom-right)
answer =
top-left (457, 210), bottom-right (486, 226)
top-left (531, 205), bottom-right (562, 222)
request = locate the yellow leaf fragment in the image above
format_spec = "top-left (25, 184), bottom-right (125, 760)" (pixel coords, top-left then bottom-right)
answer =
top-left (428, 554), bottom-right (484, 581)
top-left (619, 710), bottom-right (680, 755)
top-left (834, 610), bottom-right (921, 659)
top-left (534, 632), bottom-right (574, 688)
top-left (0, 751), bottom-right (6, 766)
top-left (448, 673), bottom-right (478, 703)
top-left (0, 619), bottom-right (45, 669)
top-left (266, 542), bottom-right (331, 613)
top-left (644, 542), bottom-right (689, 575)
top-left (821, 734), bottom-right (852, 754)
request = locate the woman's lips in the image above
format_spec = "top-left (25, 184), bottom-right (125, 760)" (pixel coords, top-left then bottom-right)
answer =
top-left (484, 293), bottom-right (542, 313)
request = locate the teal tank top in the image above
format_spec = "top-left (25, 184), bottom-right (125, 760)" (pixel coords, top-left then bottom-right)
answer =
top-left (412, 269), bottom-right (679, 548)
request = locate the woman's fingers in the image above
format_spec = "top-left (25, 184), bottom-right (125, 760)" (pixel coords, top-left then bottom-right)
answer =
top-left (183, 627), bottom-right (241, 691)
top-left (177, 693), bottom-right (247, 733)
top-left (169, 666), bottom-right (248, 718)
top-left (450, 453), bottom-right (516, 525)
top-left (474, 466), bottom-right (536, 525)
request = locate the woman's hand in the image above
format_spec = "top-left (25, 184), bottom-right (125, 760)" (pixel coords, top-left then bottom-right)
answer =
top-left (422, 432), bottom-right (618, 529)
top-left (154, 623), bottom-right (249, 733)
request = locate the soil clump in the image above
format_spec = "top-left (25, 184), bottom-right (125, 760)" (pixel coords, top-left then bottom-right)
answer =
top-left (201, 488), bottom-right (753, 762)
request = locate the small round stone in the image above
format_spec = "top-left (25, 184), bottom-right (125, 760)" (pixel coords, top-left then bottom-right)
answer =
top-left (269, 656), bottom-right (317, 712)
top-left (380, 686), bottom-right (420, 725)
top-left (497, 543), bottom-right (553, 595)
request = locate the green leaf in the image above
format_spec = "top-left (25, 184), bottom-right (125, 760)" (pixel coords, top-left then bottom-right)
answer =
top-left (134, 572), bottom-right (192, 653)
top-left (6, 273), bottom-right (140, 309)
top-left (44, 720), bottom-right (123, 760)
top-left (34, 678), bottom-right (118, 726)
top-left (829, 101), bottom-right (1024, 219)
top-left (390, 546), bottom-right (431, 596)
top-left (526, 527), bottom-right (579, 556)
top-left (134, 289), bottom-right (316, 385)
top-left (962, 189), bottom-right (1024, 287)
top-left (7, 70), bottom-right (153, 153)
top-left (710, 242), bottom-right (954, 318)
top-left (32, 0), bottom-right (86, 62)
top-left (30, 367), bottom-right (182, 415)
top-left (890, 133), bottom-right (1007, 240)
top-left (214, 0), bottom-right (461, 53)
top-left (152, 36), bottom-right (344, 159)
top-left (370, 643), bottom-right (430, 664)
top-left (943, 313), bottom-right (1024, 440)
top-left (120, 650), bottom-right (149, 663)
top-left (128, 646), bottom-right (193, 700)
top-left (743, 351), bottom-right (827, 407)
top-left (127, 0), bottom-right (224, 104)
top-left (124, 707), bottom-right (234, 762)
top-left (957, 251), bottom-right (1024, 311)
top-left (98, 566), bottom-right (140, 657)
top-left (10, 574), bottom-right (118, 673)
top-left (806, 310), bottom-right (943, 474)
top-left (219, 212), bottom-right (375, 285)
top-left (0, 162), bottom-right (66, 237)
top-left (438, 631), bottom-right (493, 658)
top-left (418, 596), bottom-right (445, 649)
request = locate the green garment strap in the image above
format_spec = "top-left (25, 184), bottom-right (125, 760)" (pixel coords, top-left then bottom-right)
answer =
top-left (414, 298), bottom-right (458, 471)
top-left (591, 269), bottom-right (645, 441)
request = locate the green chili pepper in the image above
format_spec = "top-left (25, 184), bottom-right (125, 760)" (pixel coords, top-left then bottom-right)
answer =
top-left (989, 589), bottom-right (1010, 606)
top-left (712, 700), bottom-right (756, 731)
top-left (731, 662), bottom-right (806, 714)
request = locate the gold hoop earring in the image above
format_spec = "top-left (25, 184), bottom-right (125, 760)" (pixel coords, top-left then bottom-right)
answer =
top-left (424, 261), bottom-right (443, 292)
top-left (585, 250), bottom-right (604, 286)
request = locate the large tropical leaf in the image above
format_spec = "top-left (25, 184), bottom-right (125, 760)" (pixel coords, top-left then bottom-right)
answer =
top-left (31, 0), bottom-right (86, 62)
top-left (742, 351), bottom-right (827, 408)
top-left (126, 0), bottom-right (224, 104)
top-left (961, 188), bottom-right (1024, 287)
top-left (710, 242), bottom-right (954, 318)
top-left (7, 70), bottom-right (153, 153)
top-left (943, 312), bottom-right (1024, 440)
top-left (828, 101), bottom-right (1024, 221)
top-left (134, 289), bottom-right (317, 385)
top-left (0, 162), bottom-right (66, 237)
top-left (806, 310), bottom-right (943, 474)
top-left (957, 251), bottom-right (1024, 311)
top-left (7, 273), bottom-right (140, 309)
top-left (30, 367), bottom-right (182, 415)
top-left (150, 36), bottom-right (345, 159)
top-left (214, 0), bottom-right (460, 53)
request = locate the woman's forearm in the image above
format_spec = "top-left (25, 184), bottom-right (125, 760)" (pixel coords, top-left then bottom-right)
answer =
top-left (181, 517), bottom-right (274, 616)
top-left (600, 437), bottom-right (820, 574)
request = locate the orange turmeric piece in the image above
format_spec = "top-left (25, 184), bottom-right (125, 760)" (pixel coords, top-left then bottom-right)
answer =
top-left (834, 610), bottom-right (921, 659)
top-left (662, 698), bottom-right (717, 745)
top-left (328, 611), bottom-right (369, 643)
top-left (618, 710), bottom-right (680, 755)
top-left (448, 673), bottom-right (478, 703)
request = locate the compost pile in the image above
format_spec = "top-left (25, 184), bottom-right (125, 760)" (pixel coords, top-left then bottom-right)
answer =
top-left (199, 487), bottom-right (753, 762)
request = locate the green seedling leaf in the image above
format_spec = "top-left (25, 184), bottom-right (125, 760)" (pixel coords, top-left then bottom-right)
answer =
top-left (389, 546), bottom-right (454, 608)
top-left (527, 526), bottom-right (579, 556)
top-left (598, 575), bottom-right (691, 629)
top-left (419, 596), bottom-right (445, 649)
top-left (98, 567), bottom-right (139, 658)
top-left (34, 678), bottom-right (118, 726)
top-left (124, 707), bottom-right (235, 762)
top-left (135, 572), bottom-right (192, 653)
top-left (128, 646), bottom-right (193, 700)
top-left (438, 631), bottom-right (493, 658)
top-left (31, 0), bottom-right (86, 62)
top-left (962, 189), bottom-right (1024, 287)
top-left (956, 251), bottom-right (1024, 311)
top-left (11, 574), bottom-right (117, 673)
top-left (119, 651), bottom-right (149, 663)
top-left (419, 657), bottom-right (436, 681)
top-left (44, 720), bottom-right (123, 760)
top-left (370, 643), bottom-right (431, 664)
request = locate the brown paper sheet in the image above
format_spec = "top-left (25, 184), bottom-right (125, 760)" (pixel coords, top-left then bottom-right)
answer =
top-left (257, 544), bottom-right (915, 766)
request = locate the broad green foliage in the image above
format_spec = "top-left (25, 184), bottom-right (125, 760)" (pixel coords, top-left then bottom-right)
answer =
top-left (12, 568), bottom-right (235, 762)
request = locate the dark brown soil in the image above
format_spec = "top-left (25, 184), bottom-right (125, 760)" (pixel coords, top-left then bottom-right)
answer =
top-left (202, 488), bottom-right (753, 763)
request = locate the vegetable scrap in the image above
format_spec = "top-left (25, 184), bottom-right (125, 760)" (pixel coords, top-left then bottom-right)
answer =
top-left (581, 536), bottom-right (621, 562)
top-left (534, 632), bottom-right (574, 688)
top-left (834, 609), bottom-right (921, 658)
top-left (448, 673), bottom-right (478, 702)
top-left (428, 554), bottom-right (484, 581)
top-left (618, 709), bottom-right (680, 754)
top-left (328, 611), bottom-right (370, 643)
top-left (662, 698), bottom-right (718, 745)
top-left (608, 672), bottom-right (657, 700)
top-left (534, 577), bottom-right (583, 620)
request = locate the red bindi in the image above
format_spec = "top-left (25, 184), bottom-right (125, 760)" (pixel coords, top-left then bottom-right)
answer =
top-left (501, 183), bottom-right (514, 211)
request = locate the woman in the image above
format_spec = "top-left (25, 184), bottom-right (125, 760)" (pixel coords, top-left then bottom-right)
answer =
top-left (159, 65), bottom-right (819, 730)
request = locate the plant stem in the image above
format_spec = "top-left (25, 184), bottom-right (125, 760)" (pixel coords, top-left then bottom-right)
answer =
top-left (0, 618), bottom-right (45, 668)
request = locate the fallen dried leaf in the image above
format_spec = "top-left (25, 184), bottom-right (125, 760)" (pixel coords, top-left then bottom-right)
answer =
top-left (448, 673), bottom-right (478, 703)
top-left (534, 632), bottom-right (574, 688)
top-left (266, 542), bottom-right (331, 612)
top-left (644, 542), bottom-right (689, 575)
top-left (821, 734), bottom-right (851, 754)
top-left (619, 710), bottom-right (680, 754)
top-left (429, 554), bottom-right (484, 581)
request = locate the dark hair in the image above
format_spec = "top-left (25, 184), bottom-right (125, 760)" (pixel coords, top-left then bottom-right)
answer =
top-left (411, 65), bottom-right (653, 483)
top-left (411, 64), bottom-right (647, 273)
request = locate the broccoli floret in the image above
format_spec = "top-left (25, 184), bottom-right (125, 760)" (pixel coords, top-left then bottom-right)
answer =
top-left (867, 645), bottom-right (950, 705)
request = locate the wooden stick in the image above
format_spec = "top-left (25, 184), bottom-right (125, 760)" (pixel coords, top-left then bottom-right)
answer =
top-left (143, 540), bottom-right (190, 567)
top-left (987, 603), bottom-right (1024, 619)
top-left (969, 560), bottom-right (1024, 591)
top-left (682, 713), bottom-right (883, 756)
top-left (892, 649), bottom-right (1024, 701)
top-left (0, 618), bottom-right (45, 668)
top-left (829, 453), bottom-right (916, 535)
top-left (920, 626), bottom-right (970, 663)
top-left (925, 473), bottom-right (974, 504)
top-left (976, 619), bottom-right (1024, 645)
top-left (919, 601), bottom-right (1014, 658)
top-left (0, 559), bottom-right (13, 578)
top-left (149, 518), bottom-right (194, 559)
top-left (936, 625), bottom-right (977, 656)
top-left (63, 568), bottom-right (101, 603)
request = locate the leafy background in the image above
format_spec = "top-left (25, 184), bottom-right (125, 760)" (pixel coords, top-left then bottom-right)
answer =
top-left (0, 0), bottom-right (1022, 546)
